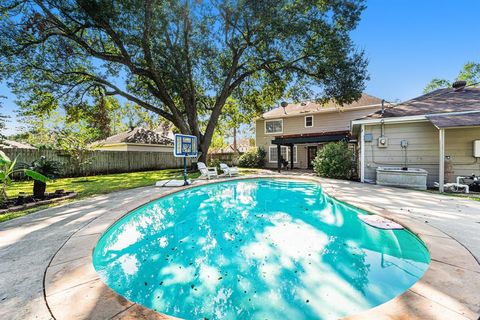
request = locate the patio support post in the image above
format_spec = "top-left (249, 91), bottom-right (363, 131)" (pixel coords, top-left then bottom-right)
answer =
top-left (277, 144), bottom-right (281, 173)
top-left (439, 128), bottom-right (445, 192)
top-left (290, 144), bottom-right (294, 169)
top-left (360, 124), bottom-right (365, 182)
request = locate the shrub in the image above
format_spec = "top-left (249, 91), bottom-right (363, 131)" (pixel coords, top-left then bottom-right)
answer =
top-left (29, 156), bottom-right (63, 179)
top-left (207, 158), bottom-right (221, 171)
top-left (238, 147), bottom-right (266, 168)
top-left (313, 141), bottom-right (353, 179)
top-left (29, 157), bottom-right (63, 198)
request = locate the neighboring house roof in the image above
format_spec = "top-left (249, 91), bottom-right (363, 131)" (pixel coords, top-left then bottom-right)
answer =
top-left (365, 86), bottom-right (480, 119)
top-left (93, 127), bottom-right (174, 146)
top-left (261, 93), bottom-right (383, 119)
top-left (210, 138), bottom-right (252, 154)
top-left (0, 139), bottom-right (37, 149)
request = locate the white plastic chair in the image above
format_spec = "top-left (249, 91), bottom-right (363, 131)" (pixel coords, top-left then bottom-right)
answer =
top-left (197, 162), bottom-right (218, 179)
top-left (220, 163), bottom-right (239, 177)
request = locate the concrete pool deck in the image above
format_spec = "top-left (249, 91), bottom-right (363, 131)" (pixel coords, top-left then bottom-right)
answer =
top-left (0, 175), bottom-right (479, 319)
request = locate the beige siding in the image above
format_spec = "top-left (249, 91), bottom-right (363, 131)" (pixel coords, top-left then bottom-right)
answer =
top-left (125, 145), bottom-right (173, 152)
top-left (95, 144), bottom-right (128, 151)
top-left (363, 122), bottom-right (480, 186)
top-left (445, 127), bottom-right (480, 179)
top-left (256, 106), bottom-right (379, 168)
top-left (96, 144), bottom-right (174, 152)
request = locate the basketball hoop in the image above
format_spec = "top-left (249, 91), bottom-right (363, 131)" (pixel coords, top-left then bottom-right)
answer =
top-left (173, 134), bottom-right (198, 185)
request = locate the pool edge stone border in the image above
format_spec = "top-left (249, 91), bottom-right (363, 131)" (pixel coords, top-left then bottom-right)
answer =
top-left (43, 175), bottom-right (480, 320)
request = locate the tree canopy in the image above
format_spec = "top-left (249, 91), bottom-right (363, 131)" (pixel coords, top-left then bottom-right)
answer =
top-left (0, 97), bottom-right (8, 142)
top-left (0, 0), bottom-right (368, 159)
top-left (424, 62), bottom-right (480, 93)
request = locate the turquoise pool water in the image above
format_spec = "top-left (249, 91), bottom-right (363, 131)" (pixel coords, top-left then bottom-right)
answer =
top-left (93, 179), bottom-right (430, 320)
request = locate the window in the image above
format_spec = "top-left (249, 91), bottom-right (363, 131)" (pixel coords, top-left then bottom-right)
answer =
top-left (269, 146), bottom-right (297, 163)
top-left (265, 119), bottom-right (283, 134)
top-left (305, 115), bottom-right (314, 127)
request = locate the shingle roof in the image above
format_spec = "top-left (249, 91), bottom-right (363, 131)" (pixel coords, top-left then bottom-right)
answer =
top-left (95, 127), bottom-right (173, 146)
top-left (0, 139), bottom-right (37, 149)
top-left (261, 93), bottom-right (383, 119)
top-left (427, 111), bottom-right (480, 128)
top-left (366, 86), bottom-right (480, 119)
top-left (210, 138), bottom-right (252, 154)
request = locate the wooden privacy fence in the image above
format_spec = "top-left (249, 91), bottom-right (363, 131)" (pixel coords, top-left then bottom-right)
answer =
top-left (2, 148), bottom-right (191, 177)
top-left (207, 152), bottom-right (243, 166)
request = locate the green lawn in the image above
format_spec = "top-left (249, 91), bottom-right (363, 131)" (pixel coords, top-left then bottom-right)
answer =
top-left (6, 169), bottom-right (200, 199)
top-left (0, 167), bottom-right (264, 223)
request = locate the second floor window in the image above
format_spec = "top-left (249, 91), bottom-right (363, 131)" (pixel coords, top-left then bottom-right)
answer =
top-left (265, 119), bottom-right (283, 134)
top-left (305, 115), bottom-right (314, 127)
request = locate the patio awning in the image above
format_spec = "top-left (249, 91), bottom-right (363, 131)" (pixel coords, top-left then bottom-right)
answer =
top-left (427, 111), bottom-right (480, 129)
top-left (272, 131), bottom-right (350, 145)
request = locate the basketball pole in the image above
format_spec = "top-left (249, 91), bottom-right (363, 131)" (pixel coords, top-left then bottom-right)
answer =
top-left (183, 154), bottom-right (188, 186)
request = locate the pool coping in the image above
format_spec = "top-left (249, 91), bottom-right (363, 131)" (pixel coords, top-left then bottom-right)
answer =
top-left (43, 175), bottom-right (480, 320)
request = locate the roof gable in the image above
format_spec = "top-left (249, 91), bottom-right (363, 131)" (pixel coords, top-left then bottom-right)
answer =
top-left (95, 127), bottom-right (173, 146)
top-left (366, 87), bottom-right (480, 119)
top-left (261, 93), bottom-right (383, 119)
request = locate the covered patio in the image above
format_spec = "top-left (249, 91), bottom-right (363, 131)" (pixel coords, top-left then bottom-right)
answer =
top-left (271, 131), bottom-right (351, 172)
top-left (429, 111), bottom-right (480, 192)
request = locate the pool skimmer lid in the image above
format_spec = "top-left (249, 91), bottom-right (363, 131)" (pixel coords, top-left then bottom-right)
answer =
top-left (358, 214), bottom-right (404, 230)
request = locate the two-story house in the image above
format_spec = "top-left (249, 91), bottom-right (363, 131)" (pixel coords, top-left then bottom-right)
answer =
top-left (255, 93), bottom-right (383, 171)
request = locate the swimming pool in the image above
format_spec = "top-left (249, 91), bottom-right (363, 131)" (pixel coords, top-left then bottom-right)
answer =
top-left (93, 178), bottom-right (430, 320)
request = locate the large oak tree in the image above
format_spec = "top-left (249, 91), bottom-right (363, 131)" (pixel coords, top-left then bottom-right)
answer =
top-left (0, 0), bottom-right (368, 160)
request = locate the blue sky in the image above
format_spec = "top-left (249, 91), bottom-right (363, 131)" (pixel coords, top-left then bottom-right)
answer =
top-left (352, 0), bottom-right (480, 101)
top-left (1, 0), bottom-right (480, 135)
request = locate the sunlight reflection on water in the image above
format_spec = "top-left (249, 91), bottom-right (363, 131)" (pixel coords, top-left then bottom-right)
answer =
top-left (93, 179), bottom-right (430, 320)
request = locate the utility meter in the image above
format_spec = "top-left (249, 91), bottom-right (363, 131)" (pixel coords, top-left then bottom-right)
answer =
top-left (400, 139), bottom-right (408, 148)
top-left (474, 140), bottom-right (480, 157)
top-left (378, 136), bottom-right (388, 148)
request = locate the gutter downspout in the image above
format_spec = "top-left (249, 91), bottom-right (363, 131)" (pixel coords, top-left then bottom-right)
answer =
top-left (439, 129), bottom-right (445, 192)
top-left (360, 124), bottom-right (365, 183)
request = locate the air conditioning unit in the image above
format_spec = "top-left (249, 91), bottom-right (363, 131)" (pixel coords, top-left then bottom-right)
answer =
top-left (378, 136), bottom-right (388, 148)
top-left (474, 140), bottom-right (480, 157)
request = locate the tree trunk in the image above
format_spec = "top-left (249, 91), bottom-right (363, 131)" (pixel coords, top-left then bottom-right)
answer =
top-left (198, 141), bottom-right (209, 163)
top-left (233, 126), bottom-right (238, 154)
top-left (33, 180), bottom-right (47, 199)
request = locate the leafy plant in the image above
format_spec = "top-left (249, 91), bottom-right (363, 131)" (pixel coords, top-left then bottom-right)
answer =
top-left (238, 147), bottom-right (266, 168)
top-left (207, 158), bottom-right (222, 172)
top-left (56, 127), bottom-right (94, 179)
top-left (0, 151), bottom-right (47, 203)
top-left (29, 157), bottom-right (63, 198)
top-left (30, 157), bottom-right (63, 178)
top-left (313, 142), bottom-right (353, 179)
top-left (0, 97), bottom-right (9, 143)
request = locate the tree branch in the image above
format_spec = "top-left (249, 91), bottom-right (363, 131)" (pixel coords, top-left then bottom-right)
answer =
top-left (33, 0), bottom-right (189, 132)
top-left (63, 70), bottom-right (176, 122)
